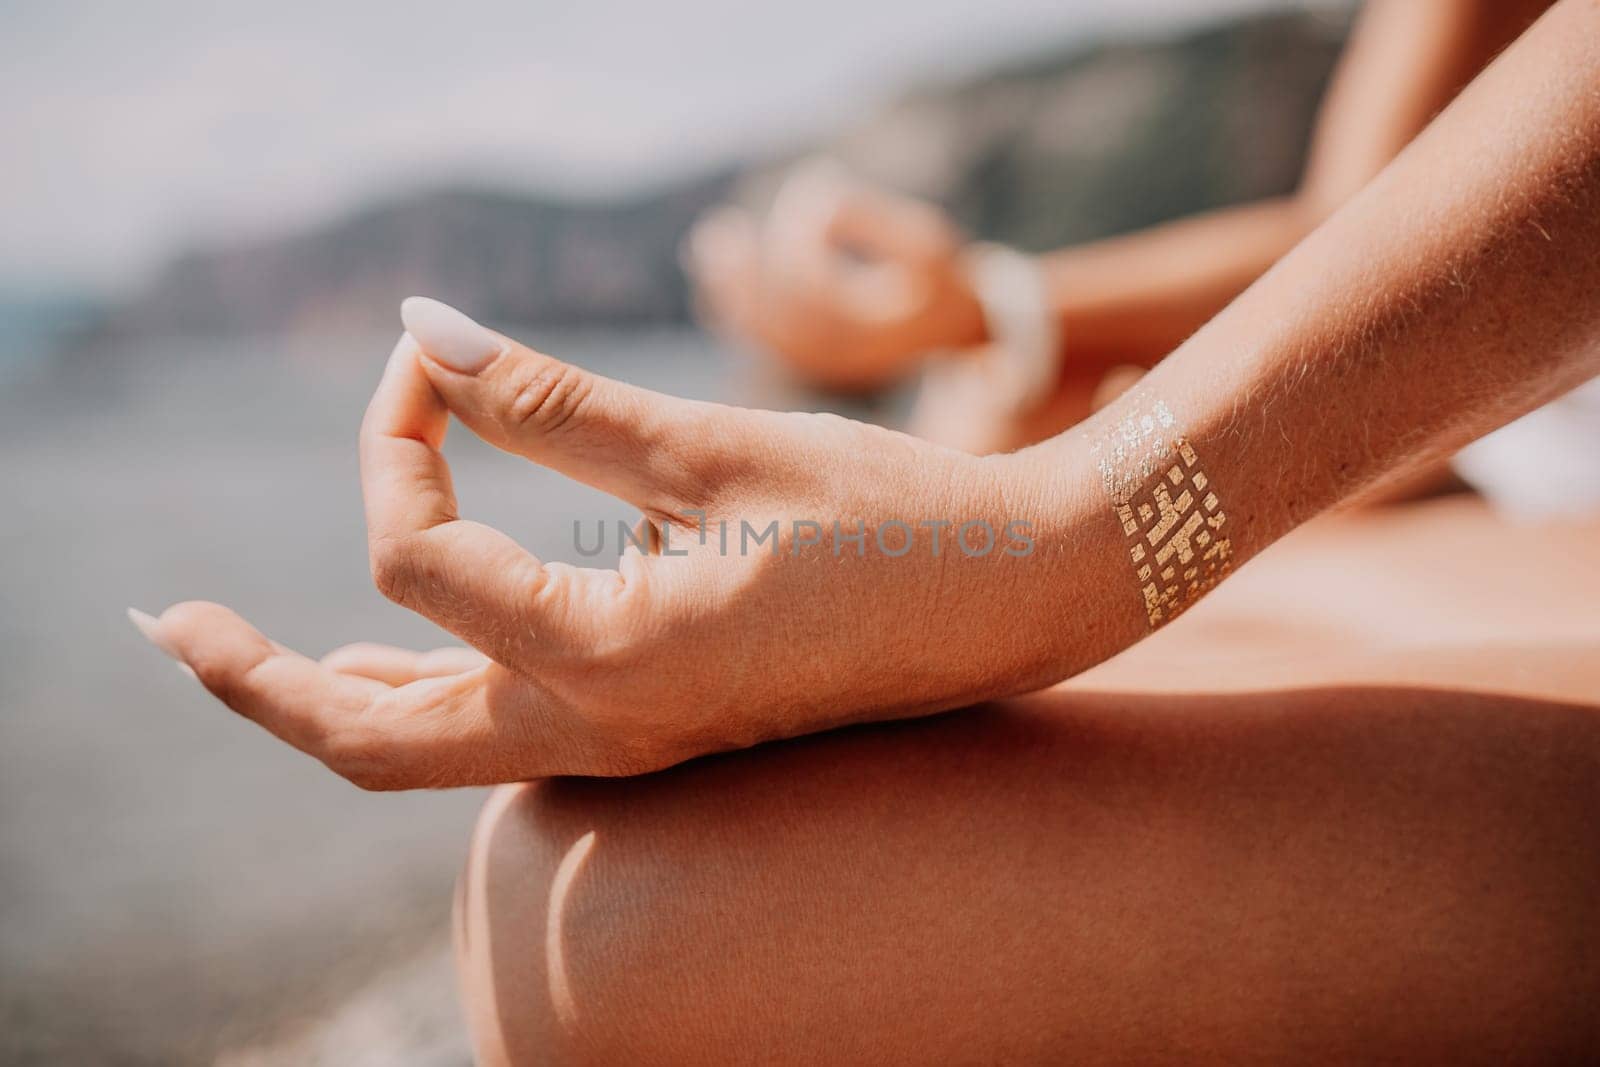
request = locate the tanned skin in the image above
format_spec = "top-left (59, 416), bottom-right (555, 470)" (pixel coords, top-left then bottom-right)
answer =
top-left (129, 1), bottom-right (1600, 1060)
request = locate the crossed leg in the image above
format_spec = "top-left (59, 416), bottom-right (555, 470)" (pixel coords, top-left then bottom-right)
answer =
top-left (454, 499), bottom-right (1600, 1064)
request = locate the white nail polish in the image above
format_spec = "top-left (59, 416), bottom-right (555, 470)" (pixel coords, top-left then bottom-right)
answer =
top-left (127, 607), bottom-right (184, 663)
top-left (400, 296), bottom-right (502, 373)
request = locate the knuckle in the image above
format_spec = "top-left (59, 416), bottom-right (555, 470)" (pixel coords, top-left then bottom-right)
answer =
top-left (199, 645), bottom-right (277, 711)
top-left (203, 658), bottom-right (255, 709)
top-left (368, 535), bottom-right (420, 605)
top-left (661, 405), bottom-right (759, 498)
top-left (506, 358), bottom-right (592, 438)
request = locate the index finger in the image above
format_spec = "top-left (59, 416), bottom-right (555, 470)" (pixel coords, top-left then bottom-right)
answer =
top-left (142, 600), bottom-right (525, 789)
top-left (358, 334), bottom-right (588, 669)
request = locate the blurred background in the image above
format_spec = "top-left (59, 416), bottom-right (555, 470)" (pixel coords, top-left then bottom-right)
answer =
top-left (1, 0), bottom-right (1351, 1062)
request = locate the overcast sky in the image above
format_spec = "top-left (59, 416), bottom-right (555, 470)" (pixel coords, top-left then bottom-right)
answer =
top-left (3, 0), bottom-right (1306, 294)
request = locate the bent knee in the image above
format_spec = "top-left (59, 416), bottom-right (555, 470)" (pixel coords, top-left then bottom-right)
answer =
top-left (456, 782), bottom-right (583, 1065)
top-left (449, 712), bottom-right (1099, 1063)
top-left (455, 778), bottom-right (709, 1065)
top-left (451, 734), bottom-right (927, 1064)
top-left (453, 700), bottom-right (1600, 1063)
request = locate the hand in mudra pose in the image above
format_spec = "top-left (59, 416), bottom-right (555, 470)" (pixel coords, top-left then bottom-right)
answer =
top-left (687, 171), bottom-right (987, 392)
top-left (136, 0), bottom-right (1600, 793)
top-left (133, 298), bottom-right (1073, 788)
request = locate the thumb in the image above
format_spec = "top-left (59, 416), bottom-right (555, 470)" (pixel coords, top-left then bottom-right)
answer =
top-left (821, 184), bottom-right (959, 270)
top-left (811, 182), bottom-right (962, 324)
top-left (399, 296), bottom-right (715, 514)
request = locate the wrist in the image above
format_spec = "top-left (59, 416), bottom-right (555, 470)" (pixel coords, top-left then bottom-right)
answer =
top-left (928, 261), bottom-right (989, 351)
top-left (982, 440), bottom-right (1151, 682)
top-left (920, 244), bottom-right (1064, 419)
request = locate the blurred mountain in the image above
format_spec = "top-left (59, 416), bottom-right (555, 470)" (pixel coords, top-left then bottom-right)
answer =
top-left (803, 7), bottom-right (1351, 250)
top-left (81, 8), bottom-right (1349, 349)
top-left (87, 176), bottom-right (736, 341)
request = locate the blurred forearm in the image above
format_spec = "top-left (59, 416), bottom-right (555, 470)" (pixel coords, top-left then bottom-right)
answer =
top-left (1037, 196), bottom-right (1313, 373)
top-left (1032, 0), bottom-right (1551, 379)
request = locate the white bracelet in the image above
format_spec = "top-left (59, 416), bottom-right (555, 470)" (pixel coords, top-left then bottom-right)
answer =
top-left (960, 242), bottom-right (1062, 414)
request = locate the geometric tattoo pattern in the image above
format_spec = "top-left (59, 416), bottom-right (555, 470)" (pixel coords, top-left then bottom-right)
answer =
top-left (1084, 390), bottom-right (1236, 628)
top-left (1114, 439), bottom-right (1233, 627)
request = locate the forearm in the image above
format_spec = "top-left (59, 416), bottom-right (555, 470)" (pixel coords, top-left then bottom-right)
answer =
top-left (1013, 0), bottom-right (1600, 676)
top-left (1038, 196), bottom-right (1313, 371)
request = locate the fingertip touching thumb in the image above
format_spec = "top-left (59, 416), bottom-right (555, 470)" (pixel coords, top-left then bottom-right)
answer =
top-left (395, 294), bottom-right (707, 513)
top-left (401, 297), bottom-right (502, 373)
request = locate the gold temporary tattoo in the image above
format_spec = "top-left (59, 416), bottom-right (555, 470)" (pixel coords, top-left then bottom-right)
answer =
top-left (1088, 394), bottom-right (1178, 504)
top-left (1088, 392), bottom-right (1233, 627)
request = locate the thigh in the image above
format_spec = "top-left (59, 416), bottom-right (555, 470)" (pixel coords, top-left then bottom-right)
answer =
top-left (457, 680), bottom-right (1600, 1065)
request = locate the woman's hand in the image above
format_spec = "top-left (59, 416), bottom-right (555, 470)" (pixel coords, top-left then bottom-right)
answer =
top-left (686, 170), bottom-right (986, 392)
top-left (133, 299), bottom-right (1075, 789)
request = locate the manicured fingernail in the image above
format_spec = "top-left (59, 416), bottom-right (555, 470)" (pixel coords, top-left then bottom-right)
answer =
top-left (400, 297), bottom-right (501, 373)
top-left (128, 607), bottom-right (198, 679)
top-left (127, 607), bottom-right (183, 662)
